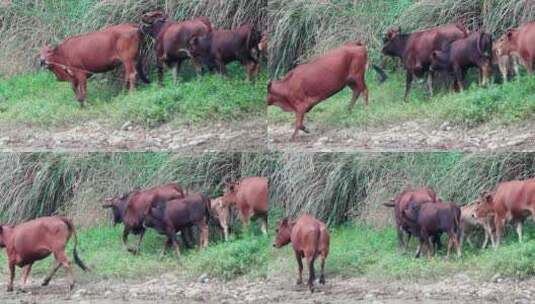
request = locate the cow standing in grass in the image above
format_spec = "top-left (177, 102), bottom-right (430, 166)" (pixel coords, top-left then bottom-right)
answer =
top-left (39, 24), bottom-right (150, 107)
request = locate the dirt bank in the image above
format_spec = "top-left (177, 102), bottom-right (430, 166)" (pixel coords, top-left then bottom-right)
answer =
top-left (0, 271), bottom-right (532, 304)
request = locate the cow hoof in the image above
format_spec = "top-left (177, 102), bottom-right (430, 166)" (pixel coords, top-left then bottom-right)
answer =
top-left (42, 280), bottom-right (50, 286)
top-left (296, 279), bottom-right (303, 285)
top-left (319, 277), bottom-right (326, 285)
top-left (7, 286), bottom-right (13, 292)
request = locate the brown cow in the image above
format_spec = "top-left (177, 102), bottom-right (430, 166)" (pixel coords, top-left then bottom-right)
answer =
top-left (493, 36), bottom-right (519, 82)
top-left (273, 215), bottom-right (330, 292)
top-left (384, 187), bottom-right (440, 251)
top-left (267, 42), bottom-right (387, 140)
top-left (460, 203), bottom-right (494, 249)
top-left (39, 24), bottom-right (149, 107)
top-left (497, 21), bottom-right (535, 74)
top-left (144, 192), bottom-right (210, 256)
top-left (221, 176), bottom-right (268, 234)
top-left (474, 178), bottom-right (535, 248)
top-left (188, 23), bottom-right (261, 81)
top-left (103, 182), bottom-right (186, 254)
top-left (0, 216), bottom-right (88, 292)
top-left (382, 23), bottom-right (468, 101)
top-left (404, 201), bottom-right (462, 258)
top-left (140, 11), bottom-right (212, 84)
top-left (210, 196), bottom-right (230, 241)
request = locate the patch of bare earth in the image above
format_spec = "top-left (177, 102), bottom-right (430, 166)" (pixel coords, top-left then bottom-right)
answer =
top-left (0, 272), bottom-right (532, 303)
top-left (0, 119), bottom-right (267, 152)
top-left (269, 120), bottom-right (535, 152)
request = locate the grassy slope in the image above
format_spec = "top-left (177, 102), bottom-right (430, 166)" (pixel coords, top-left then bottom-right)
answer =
top-left (268, 71), bottom-right (535, 129)
top-left (0, 64), bottom-right (267, 128)
top-left (3, 219), bottom-right (535, 283)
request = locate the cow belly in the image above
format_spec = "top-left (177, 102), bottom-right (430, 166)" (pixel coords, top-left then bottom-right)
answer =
top-left (16, 248), bottom-right (51, 266)
top-left (271, 100), bottom-right (295, 112)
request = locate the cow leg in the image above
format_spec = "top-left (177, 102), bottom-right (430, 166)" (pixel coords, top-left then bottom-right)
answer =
top-left (124, 61), bottom-right (137, 91)
top-left (291, 111), bottom-right (308, 141)
top-left (454, 67), bottom-right (464, 92)
top-left (157, 59), bottom-right (164, 85)
top-left (319, 252), bottom-right (326, 285)
top-left (173, 60), bottom-right (183, 84)
top-left (76, 74), bottom-right (88, 107)
top-left (494, 217), bottom-right (505, 248)
top-left (222, 223), bottom-right (229, 241)
top-left (180, 227), bottom-right (194, 249)
top-left (20, 264), bottom-right (32, 286)
top-left (455, 234), bottom-right (462, 257)
top-left (404, 71), bottom-right (413, 102)
top-left (516, 220), bottom-right (523, 243)
top-left (260, 214), bottom-right (268, 235)
top-left (161, 238), bottom-right (170, 256)
top-left (499, 60), bottom-right (508, 83)
top-left (521, 55), bottom-right (533, 75)
top-left (295, 251), bottom-right (303, 285)
top-left (56, 251), bottom-right (75, 290)
top-left (415, 239), bottom-right (423, 258)
top-left (306, 255), bottom-right (316, 293)
top-left (481, 230), bottom-right (488, 249)
top-left (122, 228), bottom-right (131, 252)
top-left (191, 56), bottom-right (203, 76)
top-left (7, 261), bottom-right (15, 292)
top-left (134, 230), bottom-right (145, 254)
top-left (426, 237), bottom-right (434, 259)
top-left (41, 261), bottom-right (61, 286)
top-left (427, 72), bottom-right (434, 98)
top-left (199, 222), bottom-right (209, 249)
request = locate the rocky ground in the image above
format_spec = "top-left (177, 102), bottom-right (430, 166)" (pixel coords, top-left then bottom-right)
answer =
top-left (0, 272), bottom-right (533, 303)
top-left (269, 120), bottom-right (535, 152)
top-left (0, 119), bottom-right (268, 152)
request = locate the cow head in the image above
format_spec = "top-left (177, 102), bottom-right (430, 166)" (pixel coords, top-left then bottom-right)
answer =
top-left (141, 11), bottom-right (168, 25)
top-left (383, 26), bottom-right (401, 43)
top-left (187, 34), bottom-right (212, 58)
top-left (473, 192), bottom-right (495, 218)
top-left (221, 180), bottom-right (239, 206)
top-left (102, 193), bottom-right (129, 225)
top-left (404, 201), bottom-right (422, 222)
top-left (258, 31), bottom-right (269, 53)
top-left (39, 44), bottom-right (55, 68)
top-left (210, 197), bottom-right (230, 229)
top-left (273, 217), bottom-right (294, 248)
top-left (382, 31), bottom-right (408, 58)
top-left (430, 50), bottom-right (449, 72)
top-left (478, 31), bottom-right (493, 58)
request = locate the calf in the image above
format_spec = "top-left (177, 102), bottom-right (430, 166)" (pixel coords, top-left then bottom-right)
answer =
top-left (273, 215), bottom-right (330, 293)
top-left (493, 36), bottom-right (519, 82)
top-left (0, 216), bottom-right (88, 292)
top-left (221, 176), bottom-right (269, 234)
top-left (258, 30), bottom-right (269, 60)
top-left (103, 182), bottom-right (186, 254)
top-left (39, 23), bottom-right (149, 107)
top-left (188, 23), bottom-right (261, 81)
top-left (405, 201), bottom-right (462, 258)
top-left (430, 31), bottom-right (493, 91)
top-left (210, 196), bottom-right (230, 241)
top-left (267, 42), bottom-right (386, 140)
top-left (140, 11), bottom-right (212, 83)
top-left (383, 187), bottom-right (440, 251)
top-left (497, 21), bottom-right (535, 74)
top-left (460, 203), bottom-right (494, 249)
top-left (382, 23), bottom-right (468, 101)
top-left (144, 192), bottom-right (210, 256)
top-left (473, 178), bottom-right (535, 247)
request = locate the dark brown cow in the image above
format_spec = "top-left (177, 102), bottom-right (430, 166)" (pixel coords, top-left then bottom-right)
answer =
top-left (0, 216), bottom-right (88, 292)
top-left (384, 187), bottom-right (439, 250)
top-left (221, 176), bottom-right (268, 234)
top-left (140, 11), bottom-right (212, 83)
top-left (430, 31), bottom-right (493, 91)
top-left (497, 21), bottom-right (535, 74)
top-left (188, 23), bottom-right (261, 81)
top-left (103, 182), bottom-right (185, 254)
top-left (473, 178), bottom-right (535, 247)
top-left (273, 215), bottom-right (330, 293)
top-left (382, 23), bottom-right (468, 101)
top-left (144, 192), bottom-right (210, 256)
top-left (404, 201), bottom-right (462, 258)
top-left (39, 24), bottom-right (149, 107)
top-left (267, 42), bottom-right (386, 140)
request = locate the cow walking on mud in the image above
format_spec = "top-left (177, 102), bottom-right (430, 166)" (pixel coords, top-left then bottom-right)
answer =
top-left (273, 215), bottom-right (330, 293)
top-left (0, 216), bottom-right (89, 292)
top-left (140, 11), bottom-right (212, 84)
top-left (221, 176), bottom-right (269, 234)
top-left (267, 42), bottom-right (387, 140)
top-left (39, 24), bottom-right (150, 107)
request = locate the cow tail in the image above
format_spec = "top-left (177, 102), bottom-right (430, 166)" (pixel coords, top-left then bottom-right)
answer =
top-left (60, 217), bottom-right (89, 272)
top-left (203, 193), bottom-right (212, 222)
top-left (371, 64), bottom-right (388, 83)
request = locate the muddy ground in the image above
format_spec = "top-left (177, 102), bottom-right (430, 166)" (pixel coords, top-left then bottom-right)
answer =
top-left (269, 120), bottom-right (535, 152)
top-left (0, 119), bottom-right (268, 152)
top-left (0, 271), bottom-right (533, 303)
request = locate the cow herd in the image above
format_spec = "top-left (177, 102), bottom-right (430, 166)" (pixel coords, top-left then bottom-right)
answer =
top-left (268, 21), bottom-right (535, 140)
top-left (1, 176), bottom-right (535, 293)
top-left (39, 10), bottom-right (265, 107)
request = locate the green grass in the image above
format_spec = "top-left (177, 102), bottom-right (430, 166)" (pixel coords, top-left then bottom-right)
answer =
top-left (3, 220), bottom-right (535, 284)
top-left (0, 64), bottom-right (267, 128)
top-left (268, 72), bottom-right (535, 129)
